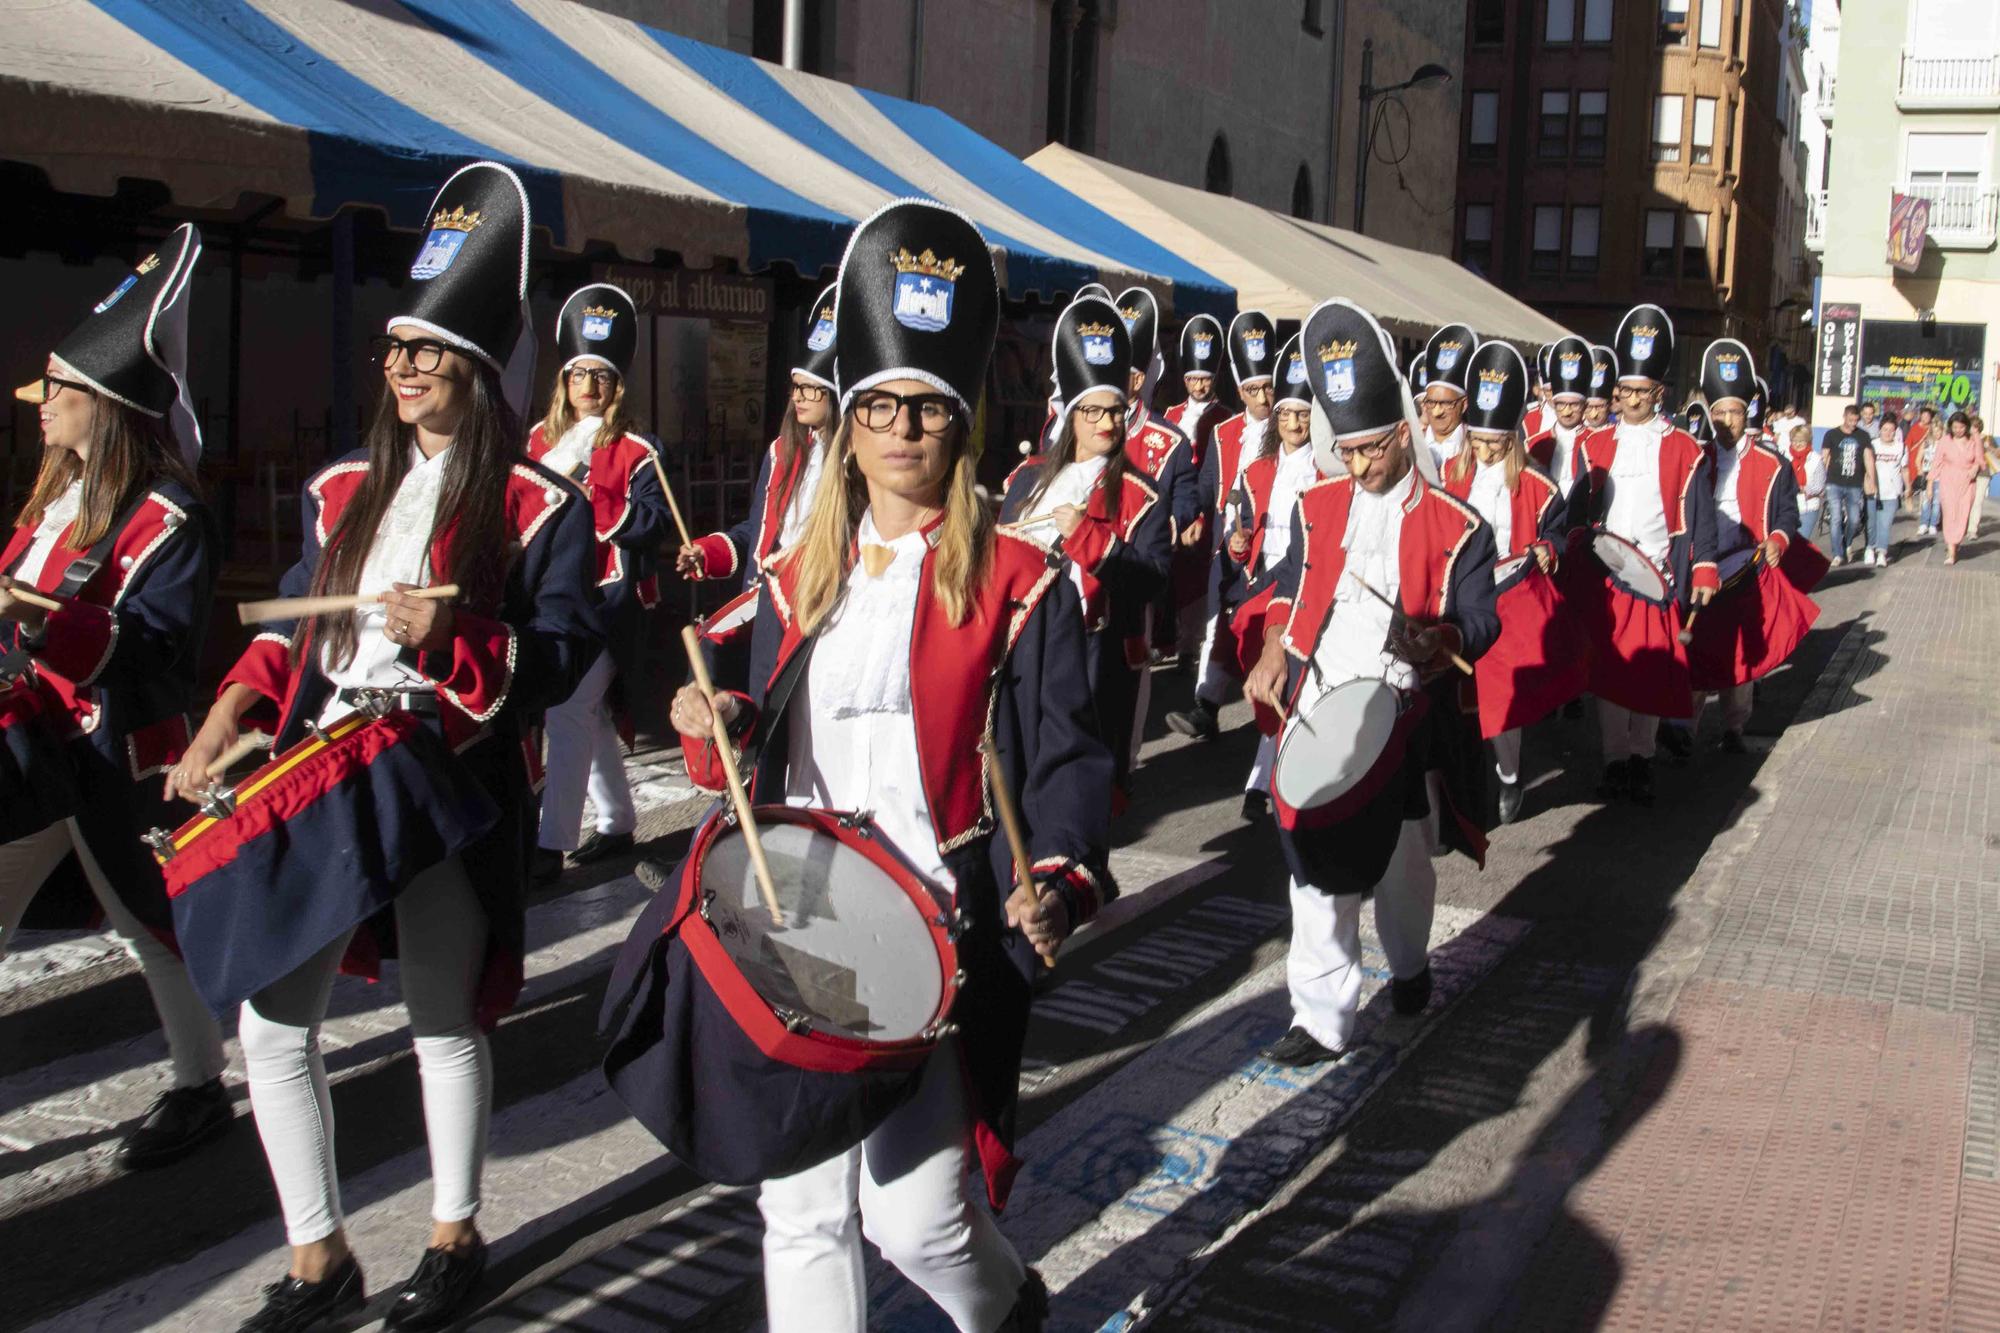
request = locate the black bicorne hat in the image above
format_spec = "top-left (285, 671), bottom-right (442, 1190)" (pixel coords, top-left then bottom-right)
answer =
top-left (1587, 345), bottom-right (1618, 401)
top-left (1615, 303), bottom-right (1675, 385)
top-left (1115, 286), bottom-right (1161, 362)
top-left (1051, 295), bottom-right (1131, 429)
top-left (1549, 336), bottom-right (1593, 402)
top-left (21, 222), bottom-right (203, 460)
top-left (392, 161), bottom-right (531, 371)
top-left (794, 283), bottom-right (838, 390)
top-left (1408, 352), bottom-right (1429, 394)
top-left (1697, 338), bottom-right (1756, 408)
top-left (833, 198), bottom-right (999, 417)
top-left (1226, 310), bottom-right (1277, 386)
top-left (1464, 341), bottom-right (1529, 435)
top-left (556, 283), bottom-right (637, 379)
top-left (1179, 314), bottom-right (1224, 379)
top-left (1302, 299), bottom-right (1406, 442)
top-left (1273, 334), bottom-right (1310, 408)
top-left (1075, 281), bottom-right (1114, 303)
top-left (1423, 322), bottom-right (1479, 397)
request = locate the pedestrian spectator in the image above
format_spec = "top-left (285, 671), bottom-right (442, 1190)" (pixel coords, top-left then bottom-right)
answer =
top-left (1769, 400), bottom-right (1805, 450)
top-left (1916, 412), bottom-right (1943, 534)
top-left (1868, 411), bottom-right (1906, 566)
top-left (1929, 410), bottom-right (1982, 565)
top-left (1822, 403), bottom-right (1874, 567)
top-left (1788, 423), bottom-right (1824, 541)
top-left (1859, 401), bottom-right (1880, 438)
top-left (1975, 415), bottom-right (1995, 541)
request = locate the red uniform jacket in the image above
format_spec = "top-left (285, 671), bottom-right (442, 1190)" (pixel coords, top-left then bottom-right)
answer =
top-left (1441, 461), bottom-right (1565, 562)
top-left (1000, 458), bottom-right (1165, 638)
top-left (525, 423), bottom-right (665, 607)
top-left (690, 434), bottom-right (819, 586)
top-left (1569, 422), bottom-right (1721, 603)
top-left (1163, 397), bottom-right (1222, 470)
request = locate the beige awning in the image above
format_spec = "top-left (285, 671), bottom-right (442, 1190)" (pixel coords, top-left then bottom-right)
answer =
top-left (1027, 143), bottom-right (1571, 348)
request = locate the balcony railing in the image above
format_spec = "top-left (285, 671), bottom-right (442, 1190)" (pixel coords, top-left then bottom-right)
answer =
top-left (1900, 181), bottom-right (2000, 249)
top-left (1805, 190), bottom-right (1826, 250)
top-left (1898, 53), bottom-right (2000, 108)
top-left (1814, 76), bottom-right (1836, 119)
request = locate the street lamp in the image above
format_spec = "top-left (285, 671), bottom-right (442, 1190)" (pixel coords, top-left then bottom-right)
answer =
top-left (1353, 42), bottom-right (1452, 235)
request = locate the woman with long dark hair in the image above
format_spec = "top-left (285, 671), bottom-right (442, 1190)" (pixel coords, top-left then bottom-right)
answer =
top-left (173, 164), bottom-right (600, 1333)
top-left (0, 224), bottom-right (231, 1170)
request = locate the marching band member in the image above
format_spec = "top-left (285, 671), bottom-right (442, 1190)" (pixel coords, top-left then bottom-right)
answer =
top-left (175, 164), bottom-right (602, 1331)
top-left (1164, 312), bottom-right (1227, 466)
top-left (1527, 334), bottom-right (1592, 494)
top-left (1522, 344), bottom-right (1554, 439)
top-left (1441, 342), bottom-right (1582, 824)
top-left (1003, 295), bottom-right (1171, 802)
top-left (1418, 322), bottom-right (1478, 471)
top-left (1163, 312), bottom-right (1228, 662)
top-left (527, 284), bottom-right (671, 880)
top-left (1165, 309), bottom-right (1276, 742)
top-left (0, 225), bottom-right (232, 1169)
top-left (1240, 299), bottom-right (1498, 1067)
top-left (644, 199), bottom-right (1112, 1333)
top-left (1686, 340), bottom-right (1826, 751)
top-left (1562, 304), bottom-right (1717, 806)
top-left (1582, 344), bottom-right (1617, 431)
top-left (677, 287), bottom-right (840, 588)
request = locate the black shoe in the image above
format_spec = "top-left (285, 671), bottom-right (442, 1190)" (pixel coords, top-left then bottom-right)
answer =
top-left (1391, 967), bottom-right (1434, 1016)
top-left (118, 1077), bottom-right (232, 1170)
top-left (569, 830), bottom-right (635, 865)
top-left (1595, 759), bottom-right (1629, 800)
top-left (1262, 1025), bottom-right (1342, 1067)
top-left (237, 1257), bottom-right (365, 1333)
top-left (1241, 789), bottom-right (1269, 821)
top-left (1496, 777), bottom-right (1524, 825)
top-left (1657, 723), bottom-right (1692, 761)
top-left (385, 1237), bottom-right (487, 1331)
top-left (1562, 698), bottom-right (1585, 720)
top-left (995, 1268), bottom-right (1050, 1332)
top-left (529, 847), bottom-right (564, 888)
top-left (1166, 698), bottom-right (1221, 741)
top-left (1719, 730), bottom-right (1747, 754)
top-left (1627, 755), bottom-right (1656, 806)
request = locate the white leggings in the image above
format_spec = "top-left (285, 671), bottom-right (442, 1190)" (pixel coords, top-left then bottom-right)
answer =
top-left (0, 819), bottom-right (226, 1088)
top-left (758, 1043), bottom-right (1025, 1333)
top-left (1288, 813), bottom-right (1438, 1051)
top-left (238, 856), bottom-right (490, 1246)
top-left (1596, 700), bottom-right (1659, 761)
top-left (1491, 728), bottom-right (1522, 783)
top-left (538, 649), bottom-right (635, 851)
top-left (1194, 601), bottom-right (1235, 706)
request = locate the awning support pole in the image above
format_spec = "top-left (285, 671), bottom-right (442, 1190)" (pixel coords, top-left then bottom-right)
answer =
top-left (782, 0), bottom-right (805, 69)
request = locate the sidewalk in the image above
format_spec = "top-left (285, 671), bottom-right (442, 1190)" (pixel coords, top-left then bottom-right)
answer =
top-left (1156, 527), bottom-right (2000, 1330)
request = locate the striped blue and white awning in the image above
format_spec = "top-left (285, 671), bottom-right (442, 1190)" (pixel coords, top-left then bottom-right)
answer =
top-left (0, 0), bottom-right (1233, 316)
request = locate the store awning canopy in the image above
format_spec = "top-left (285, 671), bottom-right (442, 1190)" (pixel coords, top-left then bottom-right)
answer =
top-left (0, 0), bottom-right (1233, 316)
top-left (1028, 144), bottom-right (1569, 347)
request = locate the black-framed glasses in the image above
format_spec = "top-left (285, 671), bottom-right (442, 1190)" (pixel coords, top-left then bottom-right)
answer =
top-left (1275, 406), bottom-right (1312, 424)
top-left (1074, 402), bottom-right (1127, 425)
top-left (1334, 435), bottom-right (1395, 463)
top-left (370, 335), bottom-right (450, 373)
top-left (567, 366), bottom-right (618, 387)
top-left (38, 375), bottom-right (89, 402)
top-left (852, 390), bottom-right (958, 436)
top-left (789, 380), bottom-right (831, 403)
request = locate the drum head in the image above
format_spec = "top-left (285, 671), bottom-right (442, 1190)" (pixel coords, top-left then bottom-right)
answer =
top-left (1273, 680), bottom-right (1401, 810)
top-left (1592, 531), bottom-right (1670, 602)
top-left (701, 819), bottom-right (944, 1043)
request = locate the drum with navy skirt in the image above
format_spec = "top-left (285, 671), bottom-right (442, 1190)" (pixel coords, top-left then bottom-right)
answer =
top-left (170, 162), bottom-right (602, 1332)
top-left (0, 223), bottom-right (235, 1171)
top-left (526, 283), bottom-right (672, 874)
top-left (999, 293), bottom-right (1171, 807)
top-left (603, 199), bottom-right (1111, 1333)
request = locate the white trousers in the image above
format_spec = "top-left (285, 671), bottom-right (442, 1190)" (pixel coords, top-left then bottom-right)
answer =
top-left (0, 819), bottom-right (226, 1088)
top-left (1596, 700), bottom-right (1659, 761)
top-left (758, 1043), bottom-right (1024, 1333)
top-left (238, 856), bottom-right (490, 1246)
top-left (1193, 601), bottom-right (1234, 706)
top-left (538, 648), bottom-right (635, 851)
top-left (1287, 811), bottom-right (1438, 1051)
top-left (1491, 728), bottom-right (1522, 783)
top-left (1692, 684), bottom-right (1754, 736)
top-left (1247, 734), bottom-right (1275, 793)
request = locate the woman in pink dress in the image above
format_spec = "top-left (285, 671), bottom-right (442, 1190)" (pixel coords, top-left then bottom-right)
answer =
top-left (1929, 410), bottom-right (1983, 564)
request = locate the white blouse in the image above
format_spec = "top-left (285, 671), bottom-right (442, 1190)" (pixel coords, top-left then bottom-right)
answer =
top-left (15, 479), bottom-right (83, 587)
top-left (1468, 458), bottom-right (1514, 557)
top-left (1258, 442), bottom-right (1320, 574)
top-left (319, 445), bottom-right (448, 721)
top-left (1603, 417), bottom-right (1673, 565)
top-left (1310, 466), bottom-right (1418, 693)
top-left (776, 434), bottom-right (828, 552)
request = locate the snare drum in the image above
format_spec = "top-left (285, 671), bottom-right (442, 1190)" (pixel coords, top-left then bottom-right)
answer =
top-left (1271, 678), bottom-right (1422, 831)
top-left (603, 804), bottom-right (962, 1185)
top-left (1591, 530), bottom-right (1671, 605)
top-left (0, 681), bottom-right (77, 845)
top-left (154, 708), bottom-right (500, 1015)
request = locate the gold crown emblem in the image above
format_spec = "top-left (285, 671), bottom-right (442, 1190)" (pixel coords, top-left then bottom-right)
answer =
top-left (136, 253), bottom-right (161, 275)
top-left (1630, 324), bottom-right (1660, 338)
top-left (581, 304), bottom-right (618, 321)
top-left (817, 304), bottom-right (835, 321)
top-left (889, 247), bottom-right (964, 282)
top-left (1120, 304), bottom-right (1143, 323)
top-left (430, 205), bottom-right (482, 233)
top-left (1076, 320), bottom-right (1118, 338)
top-left (1438, 338), bottom-right (1465, 352)
top-left (1478, 367), bottom-right (1509, 384)
top-left (1317, 339), bottom-right (1358, 360)
top-left (1715, 351), bottom-right (1739, 363)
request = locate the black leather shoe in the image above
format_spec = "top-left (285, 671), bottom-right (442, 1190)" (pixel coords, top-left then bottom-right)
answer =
top-left (1391, 967), bottom-right (1434, 1016)
top-left (1261, 1025), bottom-right (1342, 1067)
top-left (1627, 755), bottom-right (1656, 806)
top-left (385, 1236), bottom-right (487, 1331)
top-left (1657, 723), bottom-right (1692, 761)
top-left (1595, 759), bottom-right (1629, 801)
top-left (119, 1077), bottom-right (232, 1169)
top-left (569, 830), bottom-right (635, 865)
top-left (237, 1257), bottom-right (365, 1332)
top-left (1166, 698), bottom-right (1220, 741)
top-left (995, 1267), bottom-right (1050, 1331)
top-left (1240, 789), bottom-right (1269, 821)
top-left (529, 847), bottom-right (564, 888)
top-left (1496, 777), bottom-right (1524, 825)
top-left (1719, 729), bottom-right (1747, 754)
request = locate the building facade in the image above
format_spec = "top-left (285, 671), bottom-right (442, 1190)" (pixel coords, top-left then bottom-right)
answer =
top-left (1811, 0), bottom-right (2000, 433)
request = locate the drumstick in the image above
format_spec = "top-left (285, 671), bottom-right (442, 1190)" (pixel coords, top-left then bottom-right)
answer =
top-left (979, 737), bottom-right (1056, 970)
top-left (1678, 550), bottom-right (1765, 645)
top-left (680, 624), bottom-right (783, 928)
top-left (204, 731), bottom-right (274, 779)
top-left (1347, 576), bottom-right (1475, 676)
top-left (236, 583), bottom-right (460, 626)
top-left (0, 577), bottom-right (62, 613)
top-left (651, 454), bottom-right (695, 552)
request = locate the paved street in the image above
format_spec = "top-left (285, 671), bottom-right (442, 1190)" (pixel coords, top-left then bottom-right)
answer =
top-left (4, 512), bottom-right (1995, 1331)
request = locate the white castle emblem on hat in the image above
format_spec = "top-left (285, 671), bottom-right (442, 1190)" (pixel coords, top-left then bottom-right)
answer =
top-left (1319, 339), bottom-right (1358, 404)
top-left (1629, 325), bottom-right (1659, 361)
top-left (1559, 351), bottom-right (1582, 382)
top-left (890, 247), bottom-right (962, 334)
top-left (806, 307), bottom-right (835, 351)
top-left (1243, 332), bottom-right (1267, 360)
top-left (580, 305), bottom-right (618, 342)
top-left (412, 205), bottom-right (481, 282)
top-left (1435, 342), bottom-right (1464, 372)
top-left (1078, 321), bottom-right (1118, 367)
top-left (1191, 331), bottom-right (1214, 359)
top-left (1717, 355), bottom-right (1739, 382)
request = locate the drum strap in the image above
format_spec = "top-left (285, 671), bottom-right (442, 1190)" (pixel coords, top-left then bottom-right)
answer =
top-left (739, 636), bottom-right (816, 785)
top-left (0, 493), bottom-right (148, 685)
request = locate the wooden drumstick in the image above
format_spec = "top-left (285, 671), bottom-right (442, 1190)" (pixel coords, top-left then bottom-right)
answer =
top-left (204, 731), bottom-right (274, 780)
top-left (0, 577), bottom-right (62, 613)
top-left (651, 454), bottom-right (695, 552)
top-left (980, 736), bottom-right (1056, 970)
top-left (681, 624), bottom-right (783, 928)
top-left (236, 583), bottom-right (460, 626)
top-left (1676, 607), bottom-right (1702, 647)
top-left (1348, 576), bottom-right (1475, 676)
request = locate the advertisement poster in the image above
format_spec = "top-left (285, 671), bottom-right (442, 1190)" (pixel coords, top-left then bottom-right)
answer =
top-left (1815, 301), bottom-right (1861, 399)
top-left (1857, 318), bottom-right (1985, 417)
top-left (1886, 193), bottom-right (1930, 274)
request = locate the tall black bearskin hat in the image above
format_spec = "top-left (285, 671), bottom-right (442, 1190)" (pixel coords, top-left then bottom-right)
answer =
top-left (1179, 313), bottom-right (1224, 381)
top-left (556, 283), bottom-right (637, 379)
top-left (1272, 334), bottom-right (1311, 409)
top-left (1463, 340), bottom-right (1529, 435)
top-left (1548, 336), bottom-right (1593, 403)
top-left (1615, 303), bottom-right (1675, 386)
top-left (1226, 309), bottom-right (1278, 387)
top-left (1303, 300), bottom-right (1408, 442)
top-left (1050, 295), bottom-right (1131, 432)
top-left (391, 161), bottom-right (531, 372)
top-left (1422, 322), bottom-right (1479, 397)
top-left (1409, 352), bottom-right (1429, 395)
top-left (793, 283), bottom-right (838, 390)
top-left (1115, 287), bottom-right (1162, 362)
top-left (1587, 345), bottom-right (1618, 402)
top-left (833, 198), bottom-right (999, 420)
top-left (1075, 281), bottom-right (1114, 303)
top-left (1698, 338), bottom-right (1756, 409)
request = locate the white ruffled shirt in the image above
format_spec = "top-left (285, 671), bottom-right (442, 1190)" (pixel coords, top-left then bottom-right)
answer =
top-left (541, 416), bottom-right (602, 483)
top-left (1016, 453), bottom-right (1109, 609)
top-left (1258, 442), bottom-right (1320, 574)
top-left (785, 510), bottom-right (950, 893)
top-left (1550, 422), bottom-right (1581, 494)
top-left (1468, 457), bottom-right (1514, 556)
top-left (776, 433), bottom-right (828, 552)
top-left (1428, 422), bottom-right (1466, 473)
top-left (319, 444), bottom-right (447, 721)
top-left (1309, 466), bottom-right (1418, 693)
top-left (16, 479), bottom-right (83, 586)
top-left (1603, 416), bottom-right (1673, 565)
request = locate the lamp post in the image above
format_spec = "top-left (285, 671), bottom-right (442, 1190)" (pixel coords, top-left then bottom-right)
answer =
top-left (1353, 41), bottom-right (1452, 235)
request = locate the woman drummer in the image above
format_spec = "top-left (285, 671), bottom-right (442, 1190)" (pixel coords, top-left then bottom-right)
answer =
top-left (0, 224), bottom-right (232, 1170)
top-left (652, 200), bottom-right (1112, 1332)
top-left (1439, 341), bottom-right (1579, 823)
top-left (526, 283), bottom-right (672, 881)
top-left (677, 286), bottom-right (839, 587)
top-left (173, 164), bottom-right (601, 1332)
top-left (999, 293), bottom-right (1171, 805)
